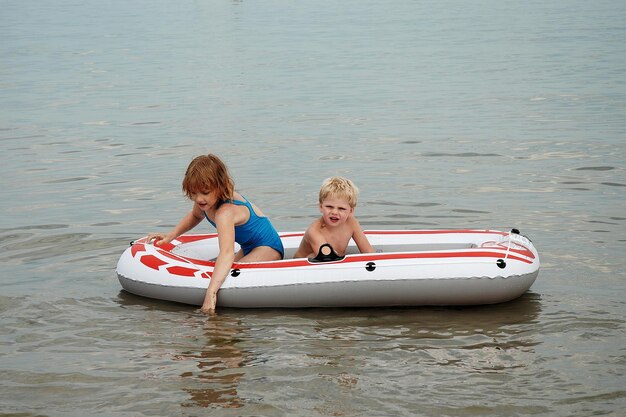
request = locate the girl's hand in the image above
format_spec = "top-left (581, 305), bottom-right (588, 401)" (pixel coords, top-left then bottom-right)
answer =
top-left (200, 290), bottom-right (218, 313)
top-left (146, 232), bottom-right (173, 246)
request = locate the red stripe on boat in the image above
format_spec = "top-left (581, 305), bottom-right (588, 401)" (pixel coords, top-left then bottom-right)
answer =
top-left (131, 243), bottom-right (146, 257)
top-left (156, 249), bottom-right (195, 264)
top-left (140, 254), bottom-right (168, 270)
top-left (175, 234), bottom-right (218, 243)
top-left (232, 250), bottom-right (533, 269)
top-left (364, 229), bottom-right (507, 236)
top-left (166, 266), bottom-right (200, 277)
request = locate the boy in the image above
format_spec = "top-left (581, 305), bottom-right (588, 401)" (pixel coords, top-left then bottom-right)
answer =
top-left (294, 177), bottom-right (374, 258)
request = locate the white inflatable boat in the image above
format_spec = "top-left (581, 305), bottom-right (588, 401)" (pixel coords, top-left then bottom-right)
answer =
top-left (116, 229), bottom-right (540, 308)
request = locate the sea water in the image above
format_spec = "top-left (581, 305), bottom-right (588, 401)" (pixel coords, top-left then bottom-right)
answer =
top-left (1, 1), bottom-right (625, 416)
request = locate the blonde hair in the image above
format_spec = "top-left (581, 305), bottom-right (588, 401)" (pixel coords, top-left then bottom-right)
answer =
top-left (182, 154), bottom-right (234, 203)
top-left (319, 176), bottom-right (359, 208)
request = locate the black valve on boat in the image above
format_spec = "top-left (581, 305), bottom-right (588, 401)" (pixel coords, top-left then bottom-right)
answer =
top-left (309, 243), bottom-right (345, 263)
top-left (510, 228), bottom-right (533, 241)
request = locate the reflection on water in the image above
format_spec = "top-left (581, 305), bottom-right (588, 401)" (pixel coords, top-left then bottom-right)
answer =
top-left (178, 317), bottom-right (247, 409)
top-left (114, 290), bottom-right (543, 412)
top-left (118, 292), bottom-right (542, 411)
top-left (116, 293), bottom-right (247, 409)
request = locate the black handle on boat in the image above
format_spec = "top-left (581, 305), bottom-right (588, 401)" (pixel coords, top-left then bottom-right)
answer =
top-left (309, 243), bottom-right (345, 263)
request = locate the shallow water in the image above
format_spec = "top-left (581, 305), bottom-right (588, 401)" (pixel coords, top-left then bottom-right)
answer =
top-left (1, 1), bottom-right (625, 416)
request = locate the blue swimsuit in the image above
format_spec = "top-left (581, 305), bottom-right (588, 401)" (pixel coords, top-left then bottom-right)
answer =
top-left (203, 196), bottom-right (284, 259)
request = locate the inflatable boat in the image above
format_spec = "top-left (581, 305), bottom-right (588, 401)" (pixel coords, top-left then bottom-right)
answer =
top-left (116, 229), bottom-right (540, 308)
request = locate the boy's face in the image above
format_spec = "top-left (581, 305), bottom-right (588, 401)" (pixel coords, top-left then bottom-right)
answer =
top-left (319, 197), bottom-right (354, 227)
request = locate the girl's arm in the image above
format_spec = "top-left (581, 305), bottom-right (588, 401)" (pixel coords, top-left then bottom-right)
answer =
top-left (350, 217), bottom-right (375, 254)
top-left (147, 206), bottom-right (203, 245)
top-left (201, 207), bottom-right (236, 312)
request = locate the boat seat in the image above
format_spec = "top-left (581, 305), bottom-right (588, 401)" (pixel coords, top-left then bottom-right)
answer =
top-left (346, 243), bottom-right (477, 254)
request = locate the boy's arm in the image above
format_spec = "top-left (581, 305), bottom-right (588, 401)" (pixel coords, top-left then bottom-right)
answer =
top-left (351, 217), bottom-right (375, 254)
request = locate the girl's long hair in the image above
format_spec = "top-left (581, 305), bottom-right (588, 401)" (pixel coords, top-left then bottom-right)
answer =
top-left (182, 154), bottom-right (234, 203)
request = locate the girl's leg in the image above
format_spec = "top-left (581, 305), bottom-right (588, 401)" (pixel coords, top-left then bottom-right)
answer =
top-left (238, 246), bottom-right (282, 262)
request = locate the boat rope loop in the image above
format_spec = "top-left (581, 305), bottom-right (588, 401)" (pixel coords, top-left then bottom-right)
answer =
top-left (497, 228), bottom-right (520, 269)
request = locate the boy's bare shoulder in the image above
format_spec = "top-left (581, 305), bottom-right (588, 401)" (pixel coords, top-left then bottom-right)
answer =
top-left (305, 218), bottom-right (324, 232)
top-left (347, 215), bottom-right (363, 229)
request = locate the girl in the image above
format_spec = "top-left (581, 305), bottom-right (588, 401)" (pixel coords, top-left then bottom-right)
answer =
top-left (147, 154), bottom-right (284, 312)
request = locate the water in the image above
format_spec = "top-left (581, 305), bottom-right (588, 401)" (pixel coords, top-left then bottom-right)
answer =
top-left (1, 0), bottom-right (625, 415)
